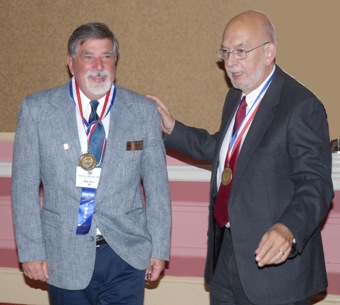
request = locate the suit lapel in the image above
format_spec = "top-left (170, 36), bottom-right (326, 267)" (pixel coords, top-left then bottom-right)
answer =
top-left (48, 83), bottom-right (82, 176)
top-left (98, 86), bottom-right (134, 189)
top-left (233, 68), bottom-right (284, 186)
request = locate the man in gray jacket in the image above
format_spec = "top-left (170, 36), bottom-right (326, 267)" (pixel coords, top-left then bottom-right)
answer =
top-left (12, 22), bottom-right (171, 305)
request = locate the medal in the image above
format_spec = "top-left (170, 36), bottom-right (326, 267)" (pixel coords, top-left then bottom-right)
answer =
top-left (79, 153), bottom-right (97, 171)
top-left (222, 167), bottom-right (233, 185)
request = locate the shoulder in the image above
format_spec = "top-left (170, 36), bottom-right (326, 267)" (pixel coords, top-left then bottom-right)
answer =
top-left (115, 85), bottom-right (157, 112)
top-left (17, 83), bottom-right (72, 122)
top-left (274, 66), bottom-right (327, 117)
top-left (25, 83), bottom-right (68, 99)
top-left (274, 66), bottom-right (317, 100)
top-left (22, 83), bottom-right (69, 106)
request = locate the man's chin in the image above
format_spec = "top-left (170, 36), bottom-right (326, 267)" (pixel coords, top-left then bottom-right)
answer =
top-left (87, 84), bottom-right (111, 96)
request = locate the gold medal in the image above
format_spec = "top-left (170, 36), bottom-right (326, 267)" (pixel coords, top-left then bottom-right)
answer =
top-left (222, 167), bottom-right (233, 185)
top-left (79, 153), bottom-right (97, 171)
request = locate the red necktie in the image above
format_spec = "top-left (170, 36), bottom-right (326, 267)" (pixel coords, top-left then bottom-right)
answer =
top-left (214, 96), bottom-right (247, 227)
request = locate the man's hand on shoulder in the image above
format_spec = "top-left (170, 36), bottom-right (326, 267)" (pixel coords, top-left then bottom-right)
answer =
top-left (146, 95), bottom-right (175, 135)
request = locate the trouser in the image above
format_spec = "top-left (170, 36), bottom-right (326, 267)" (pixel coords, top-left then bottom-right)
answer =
top-left (48, 244), bottom-right (145, 305)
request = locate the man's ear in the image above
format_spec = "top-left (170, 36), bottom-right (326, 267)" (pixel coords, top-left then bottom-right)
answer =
top-left (265, 42), bottom-right (276, 65)
top-left (67, 55), bottom-right (74, 76)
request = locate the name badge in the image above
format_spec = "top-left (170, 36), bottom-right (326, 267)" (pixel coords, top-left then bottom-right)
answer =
top-left (76, 166), bottom-right (101, 189)
top-left (126, 140), bottom-right (144, 151)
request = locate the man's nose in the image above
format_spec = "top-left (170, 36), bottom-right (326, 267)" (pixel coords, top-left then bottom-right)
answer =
top-left (92, 57), bottom-right (104, 70)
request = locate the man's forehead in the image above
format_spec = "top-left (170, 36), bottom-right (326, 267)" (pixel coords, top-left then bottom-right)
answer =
top-left (221, 41), bottom-right (247, 50)
top-left (222, 32), bottom-right (251, 48)
top-left (222, 25), bottom-right (260, 47)
top-left (78, 38), bottom-right (112, 48)
top-left (76, 39), bottom-right (113, 52)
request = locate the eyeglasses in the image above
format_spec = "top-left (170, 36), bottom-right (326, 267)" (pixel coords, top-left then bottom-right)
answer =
top-left (216, 42), bottom-right (270, 61)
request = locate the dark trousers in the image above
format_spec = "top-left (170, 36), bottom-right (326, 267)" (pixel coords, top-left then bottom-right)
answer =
top-left (210, 228), bottom-right (310, 305)
top-left (48, 244), bottom-right (145, 305)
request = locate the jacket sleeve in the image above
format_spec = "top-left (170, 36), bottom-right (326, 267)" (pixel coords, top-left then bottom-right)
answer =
top-left (11, 98), bottom-right (47, 263)
top-left (164, 120), bottom-right (219, 164)
top-left (277, 96), bottom-right (333, 253)
top-left (142, 105), bottom-right (172, 260)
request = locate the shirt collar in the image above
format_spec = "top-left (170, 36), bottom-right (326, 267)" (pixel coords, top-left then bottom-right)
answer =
top-left (243, 65), bottom-right (276, 108)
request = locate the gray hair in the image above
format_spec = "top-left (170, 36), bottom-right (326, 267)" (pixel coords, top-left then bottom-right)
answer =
top-left (262, 19), bottom-right (276, 44)
top-left (67, 22), bottom-right (119, 57)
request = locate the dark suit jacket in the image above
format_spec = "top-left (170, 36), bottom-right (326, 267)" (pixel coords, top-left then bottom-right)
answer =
top-left (165, 66), bottom-right (334, 304)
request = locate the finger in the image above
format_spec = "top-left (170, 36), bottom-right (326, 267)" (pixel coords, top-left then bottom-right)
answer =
top-left (256, 238), bottom-right (284, 266)
top-left (22, 261), bottom-right (49, 281)
top-left (42, 260), bottom-right (49, 279)
top-left (147, 259), bottom-right (165, 281)
top-left (145, 265), bottom-right (153, 281)
top-left (149, 265), bottom-right (162, 281)
top-left (145, 94), bottom-right (158, 101)
top-left (35, 270), bottom-right (48, 282)
top-left (146, 94), bottom-right (162, 106)
top-left (22, 263), bottom-right (38, 279)
top-left (267, 249), bottom-right (288, 265)
top-left (255, 233), bottom-right (272, 261)
top-left (258, 245), bottom-right (291, 267)
top-left (146, 95), bottom-right (169, 111)
top-left (278, 250), bottom-right (285, 259)
top-left (255, 224), bottom-right (292, 263)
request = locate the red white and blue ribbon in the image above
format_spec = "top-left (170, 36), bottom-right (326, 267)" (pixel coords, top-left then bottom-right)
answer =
top-left (69, 77), bottom-right (116, 235)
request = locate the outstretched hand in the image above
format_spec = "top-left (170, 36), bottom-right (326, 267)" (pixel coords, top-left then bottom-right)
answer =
top-left (146, 95), bottom-right (175, 135)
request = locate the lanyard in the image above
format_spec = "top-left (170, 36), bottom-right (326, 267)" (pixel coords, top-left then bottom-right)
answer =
top-left (226, 73), bottom-right (274, 165)
top-left (69, 77), bottom-right (116, 144)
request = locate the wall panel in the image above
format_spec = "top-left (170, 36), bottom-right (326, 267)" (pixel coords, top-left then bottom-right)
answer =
top-left (1, 0), bottom-right (339, 138)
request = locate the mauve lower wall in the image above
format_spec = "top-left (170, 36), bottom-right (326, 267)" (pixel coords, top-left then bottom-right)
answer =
top-left (1, 136), bottom-right (340, 294)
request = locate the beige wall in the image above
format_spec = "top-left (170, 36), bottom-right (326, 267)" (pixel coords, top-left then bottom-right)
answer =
top-left (1, 0), bottom-right (339, 139)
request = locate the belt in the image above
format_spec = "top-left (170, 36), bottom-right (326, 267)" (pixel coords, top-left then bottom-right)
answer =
top-left (96, 235), bottom-right (107, 246)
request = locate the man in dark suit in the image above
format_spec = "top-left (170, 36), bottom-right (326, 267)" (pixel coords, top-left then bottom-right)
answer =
top-left (12, 22), bottom-right (171, 305)
top-left (148, 10), bottom-right (333, 305)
